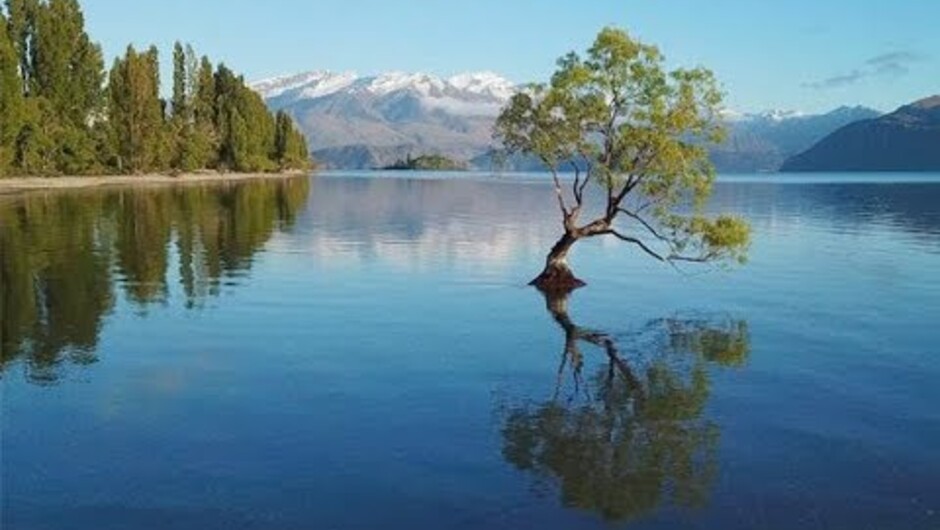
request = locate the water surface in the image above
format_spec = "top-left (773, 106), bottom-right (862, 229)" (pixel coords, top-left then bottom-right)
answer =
top-left (2, 173), bottom-right (939, 529)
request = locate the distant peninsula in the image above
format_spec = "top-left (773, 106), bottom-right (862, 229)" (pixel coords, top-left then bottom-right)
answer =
top-left (381, 154), bottom-right (467, 171)
top-left (782, 95), bottom-right (940, 172)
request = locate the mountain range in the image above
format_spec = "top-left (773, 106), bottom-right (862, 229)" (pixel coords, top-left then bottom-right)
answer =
top-left (781, 96), bottom-right (940, 172)
top-left (253, 71), bottom-right (511, 169)
top-left (252, 71), bottom-right (882, 172)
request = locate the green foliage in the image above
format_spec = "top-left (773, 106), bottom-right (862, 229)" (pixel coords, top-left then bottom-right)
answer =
top-left (0, 0), bottom-right (310, 177)
top-left (171, 41), bottom-right (187, 121)
top-left (108, 45), bottom-right (165, 173)
top-left (1, 0), bottom-right (103, 176)
top-left (495, 26), bottom-right (750, 271)
top-left (0, 11), bottom-right (24, 174)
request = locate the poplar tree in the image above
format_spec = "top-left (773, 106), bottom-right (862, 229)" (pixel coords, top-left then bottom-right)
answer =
top-left (3, 0), bottom-right (37, 95)
top-left (0, 12), bottom-right (24, 174)
top-left (109, 45), bottom-right (164, 173)
top-left (188, 54), bottom-right (218, 169)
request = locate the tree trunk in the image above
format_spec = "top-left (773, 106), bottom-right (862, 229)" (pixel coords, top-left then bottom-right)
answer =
top-left (530, 231), bottom-right (585, 291)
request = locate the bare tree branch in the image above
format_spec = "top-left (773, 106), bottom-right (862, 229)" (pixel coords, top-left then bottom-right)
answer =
top-left (603, 229), bottom-right (666, 261)
top-left (545, 163), bottom-right (570, 217)
top-left (574, 147), bottom-right (594, 202)
top-left (617, 207), bottom-right (669, 241)
top-left (570, 161), bottom-right (582, 205)
top-left (667, 253), bottom-right (715, 263)
top-left (578, 167), bottom-right (592, 200)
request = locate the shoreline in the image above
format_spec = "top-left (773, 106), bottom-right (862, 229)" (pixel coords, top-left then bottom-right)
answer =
top-left (0, 171), bottom-right (309, 195)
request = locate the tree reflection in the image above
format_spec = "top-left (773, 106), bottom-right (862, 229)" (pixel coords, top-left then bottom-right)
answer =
top-left (500, 291), bottom-right (749, 522)
top-left (0, 177), bottom-right (309, 383)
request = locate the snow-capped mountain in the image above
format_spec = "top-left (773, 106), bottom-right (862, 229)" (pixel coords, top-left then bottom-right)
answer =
top-left (253, 70), bottom-right (879, 171)
top-left (723, 108), bottom-right (810, 123)
top-left (713, 105), bottom-right (880, 172)
top-left (253, 71), bottom-right (360, 101)
top-left (251, 70), bottom-right (517, 169)
top-left (253, 71), bottom-right (515, 117)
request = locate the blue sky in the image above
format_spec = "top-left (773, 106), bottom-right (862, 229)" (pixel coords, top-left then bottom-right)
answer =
top-left (80, 0), bottom-right (939, 113)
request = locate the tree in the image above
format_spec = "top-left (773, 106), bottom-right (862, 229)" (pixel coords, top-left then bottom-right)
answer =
top-left (273, 110), bottom-right (309, 170)
top-left (214, 63), bottom-right (277, 172)
top-left (3, 0), bottom-right (38, 96)
top-left (168, 41), bottom-right (202, 172)
top-left (187, 54), bottom-right (218, 169)
top-left (171, 41), bottom-right (187, 120)
top-left (495, 27), bottom-right (750, 291)
top-left (0, 11), bottom-right (24, 174)
top-left (108, 45), bottom-right (165, 173)
top-left (30, 0), bottom-right (104, 127)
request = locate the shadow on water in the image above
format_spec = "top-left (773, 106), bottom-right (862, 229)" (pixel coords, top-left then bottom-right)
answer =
top-left (499, 289), bottom-right (749, 523)
top-left (0, 177), bottom-right (309, 384)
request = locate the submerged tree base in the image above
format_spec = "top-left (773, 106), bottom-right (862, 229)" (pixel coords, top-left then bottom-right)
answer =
top-left (529, 265), bottom-right (586, 292)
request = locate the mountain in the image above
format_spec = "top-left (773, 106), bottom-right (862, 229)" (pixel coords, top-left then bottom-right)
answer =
top-left (252, 71), bottom-right (513, 169)
top-left (252, 70), bottom-right (879, 172)
top-left (712, 106), bottom-right (881, 172)
top-left (782, 96), bottom-right (940, 172)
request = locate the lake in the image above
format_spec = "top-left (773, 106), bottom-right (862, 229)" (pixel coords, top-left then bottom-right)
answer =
top-left (2, 172), bottom-right (939, 529)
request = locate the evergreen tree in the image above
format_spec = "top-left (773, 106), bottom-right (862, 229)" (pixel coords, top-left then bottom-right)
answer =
top-left (273, 111), bottom-right (309, 170)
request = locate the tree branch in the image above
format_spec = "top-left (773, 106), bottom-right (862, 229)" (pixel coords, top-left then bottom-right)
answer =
top-left (575, 147), bottom-right (593, 202)
top-left (667, 253), bottom-right (716, 263)
top-left (569, 161), bottom-right (582, 205)
top-left (617, 207), bottom-right (669, 241)
top-left (545, 163), bottom-right (570, 217)
top-left (603, 229), bottom-right (666, 261)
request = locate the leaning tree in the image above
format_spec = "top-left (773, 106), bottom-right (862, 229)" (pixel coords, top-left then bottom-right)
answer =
top-left (495, 27), bottom-right (750, 291)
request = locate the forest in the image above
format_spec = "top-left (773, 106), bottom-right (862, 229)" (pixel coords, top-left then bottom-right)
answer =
top-left (0, 0), bottom-right (309, 177)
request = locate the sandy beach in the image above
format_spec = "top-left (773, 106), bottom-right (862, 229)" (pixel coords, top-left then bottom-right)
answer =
top-left (0, 171), bottom-right (309, 195)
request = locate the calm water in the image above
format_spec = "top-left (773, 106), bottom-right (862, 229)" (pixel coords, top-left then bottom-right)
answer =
top-left (2, 173), bottom-right (939, 529)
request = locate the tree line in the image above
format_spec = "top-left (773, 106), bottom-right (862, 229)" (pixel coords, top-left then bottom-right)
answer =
top-left (0, 0), bottom-right (309, 177)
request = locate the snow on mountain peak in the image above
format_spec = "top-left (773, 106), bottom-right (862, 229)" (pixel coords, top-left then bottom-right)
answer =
top-left (364, 71), bottom-right (447, 96)
top-left (251, 70), bottom-right (358, 100)
top-left (756, 109), bottom-right (807, 122)
top-left (720, 108), bottom-right (808, 123)
top-left (251, 70), bottom-right (517, 116)
top-left (447, 71), bottom-right (515, 100)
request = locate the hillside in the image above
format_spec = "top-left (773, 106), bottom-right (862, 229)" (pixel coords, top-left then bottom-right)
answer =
top-left (782, 96), bottom-right (940, 172)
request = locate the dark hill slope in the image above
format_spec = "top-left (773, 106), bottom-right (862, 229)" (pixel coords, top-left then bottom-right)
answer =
top-left (782, 96), bottom-right (940, 172)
